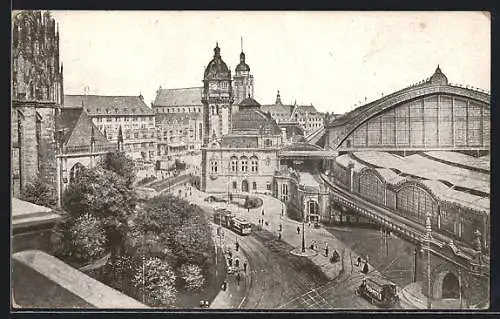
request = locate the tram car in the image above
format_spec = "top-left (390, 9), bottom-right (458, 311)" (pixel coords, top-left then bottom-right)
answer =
top-left (213, 209), bottom-right (233, 228)
top-left (229, 216), bottom-right (252, 236)
top-left (355, 276), bottom-right (399, 308)
top-left (213, 210), bottom-right (252, 236)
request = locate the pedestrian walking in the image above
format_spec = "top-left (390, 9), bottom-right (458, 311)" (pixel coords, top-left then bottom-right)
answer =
top-left (325, 245), bottom-right (329, 257)
top-left (243, 261), bottom-right (247, 273)
top-left (356, 256), bottom-right (361, 267)
top-left (262, 209), bottom-right (265, 216)
top-left (235, 258), bottom-right (240, 268)
top-left (297, 226), bottom-right (300, 234)
top-left (236, 272), bottom-right (241, 286)
top-left (222, 280), bottom-right (228, 291)
top-left (235, 241), bottom-right (239, 251)
top-left (228, 258), bottom-right (233, 267)
top-left (279, 224), bottom-right (282, 231)
top-left (247, 207), bottom-right (250, 213)
top-left (278, 232), bottom-right (281, 239)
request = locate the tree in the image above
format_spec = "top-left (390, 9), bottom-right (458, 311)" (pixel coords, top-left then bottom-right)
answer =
top-left (21, 176), bottom-right (57, 208)
top-left (100, 151), bottom-right (136, 187)
top-left (179, 263), bottom-right (205, 291)
top-left (68, 213), bottom-right (107, 263)
top-left (62, 167), bottom-right (137, 259)
top-left (132, 257), bottom-right (177, 307)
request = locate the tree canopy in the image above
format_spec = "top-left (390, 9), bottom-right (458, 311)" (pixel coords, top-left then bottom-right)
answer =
top-left (62, 166), bottom-right (137, 256)
top-left (99, 151), bottom-right (136, 187)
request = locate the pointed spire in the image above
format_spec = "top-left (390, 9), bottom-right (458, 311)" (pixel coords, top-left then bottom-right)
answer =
top-left (241, 36), bottom-right (244, 52)
top-left (118, 125), bottom-right (123, 141)
top-left (214, 42), bottom-right (221, 58)
top-left (275, 90), bottom-right (282, 105)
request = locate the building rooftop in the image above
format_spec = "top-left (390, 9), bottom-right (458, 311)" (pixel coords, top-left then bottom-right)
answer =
top-left (232, 108), bottom-right (281, 135)
top-left (351, 151), bottom-right (490, 195)
top-left (153, 87), bottom-right (203, 107)
top-left (64, 95), bottom-right (153, 116)
top-left (260, 104), bottom-right (294, 117)
top-left (424, 151), bottom-right (490, 172)
top-left (56, 108), bottom-right (111, 149)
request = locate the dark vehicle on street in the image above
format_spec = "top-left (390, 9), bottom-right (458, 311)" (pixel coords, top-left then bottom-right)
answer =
top-left (213, 209), bottom-right (233, 228)
top-left (213, 209), bottom-right (252, 236)
top-left (230, 217), bottom-right (252, 235)
top-left (205, 195), bottom-right (227, 203)
top-left (355, 276), bottom-right (399, 308)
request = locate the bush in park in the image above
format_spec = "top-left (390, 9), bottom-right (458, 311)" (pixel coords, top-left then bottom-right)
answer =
top-left (68, 213), bottom-right (107, 263)
top-left (21, 176), bottom-right (57, 208)
top-left (132, 257), bottom-right (177, 307)
top-left (179, 263), bottom-right (205, 291)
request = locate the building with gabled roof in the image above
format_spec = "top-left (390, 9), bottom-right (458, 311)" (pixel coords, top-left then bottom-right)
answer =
top-left (261, 91), bottom-right (325, 135)
top-left (64, 94), bottom-right (156, 161)
top-left (152, 87), bottom-right (203, 114)
top-left (54, 107), bottom-right (117, 206)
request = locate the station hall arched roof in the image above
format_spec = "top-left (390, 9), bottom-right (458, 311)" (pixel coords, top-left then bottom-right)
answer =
top-left (327, 66), bottom-right (490, 149)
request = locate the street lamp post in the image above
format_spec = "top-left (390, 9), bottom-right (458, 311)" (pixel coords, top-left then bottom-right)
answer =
top-left (425, 213), bottom-right (432, 310)
top-left (302, 202), bottom-right (306, 253)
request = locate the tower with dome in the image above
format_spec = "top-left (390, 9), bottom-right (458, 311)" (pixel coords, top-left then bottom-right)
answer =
top-left (232, 38), bottom-right (254, 108)
top-left (201, 43), bottom-right (234, 145)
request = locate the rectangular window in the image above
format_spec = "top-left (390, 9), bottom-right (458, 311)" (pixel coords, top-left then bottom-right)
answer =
top-left (252, 182), bottom-right (257, 190)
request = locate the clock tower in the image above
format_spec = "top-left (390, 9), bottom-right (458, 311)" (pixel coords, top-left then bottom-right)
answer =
top-left (202, 43), bottom-right (234, 145)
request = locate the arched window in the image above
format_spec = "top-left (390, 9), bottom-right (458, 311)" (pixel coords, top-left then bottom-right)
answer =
top-left (69, 163), bottom-right (85, 184)
top-left (250, 156), bottom-right (258, 173)
top-left (240, 156), bottom-right (248, 173)
top-left (210, 160), bottom-right (218, 174)
top-left (396, 185), bottom-right (438, 226)
top-left (252, 182), bottom-right (257, 190)
top-left (359, 170), bottom-right (385, 205)
top-left (230, 156), bottom-right (238, 173)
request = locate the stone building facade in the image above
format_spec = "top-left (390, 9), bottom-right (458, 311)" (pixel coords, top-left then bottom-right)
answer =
top-left (155, 112), bottom-right (203, 158)
top-left (202, 97), bottom-right (283, 194)
top-left (64, 95), bottom-right (157, 161)
top-left (11, 10), bottom-right (64, 198)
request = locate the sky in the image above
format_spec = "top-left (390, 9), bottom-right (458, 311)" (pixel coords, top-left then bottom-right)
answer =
top-left (50, 11), bottom-right (490, 114)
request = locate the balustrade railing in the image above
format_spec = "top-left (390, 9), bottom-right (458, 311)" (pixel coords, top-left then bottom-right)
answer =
top-left (62, 144), bottom-right (117, 154)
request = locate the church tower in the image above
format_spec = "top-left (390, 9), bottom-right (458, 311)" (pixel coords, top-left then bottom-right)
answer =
top-left (233, 37), bottom-right (254, 111)
top-left (202, 43), bottom-right (233, 145)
